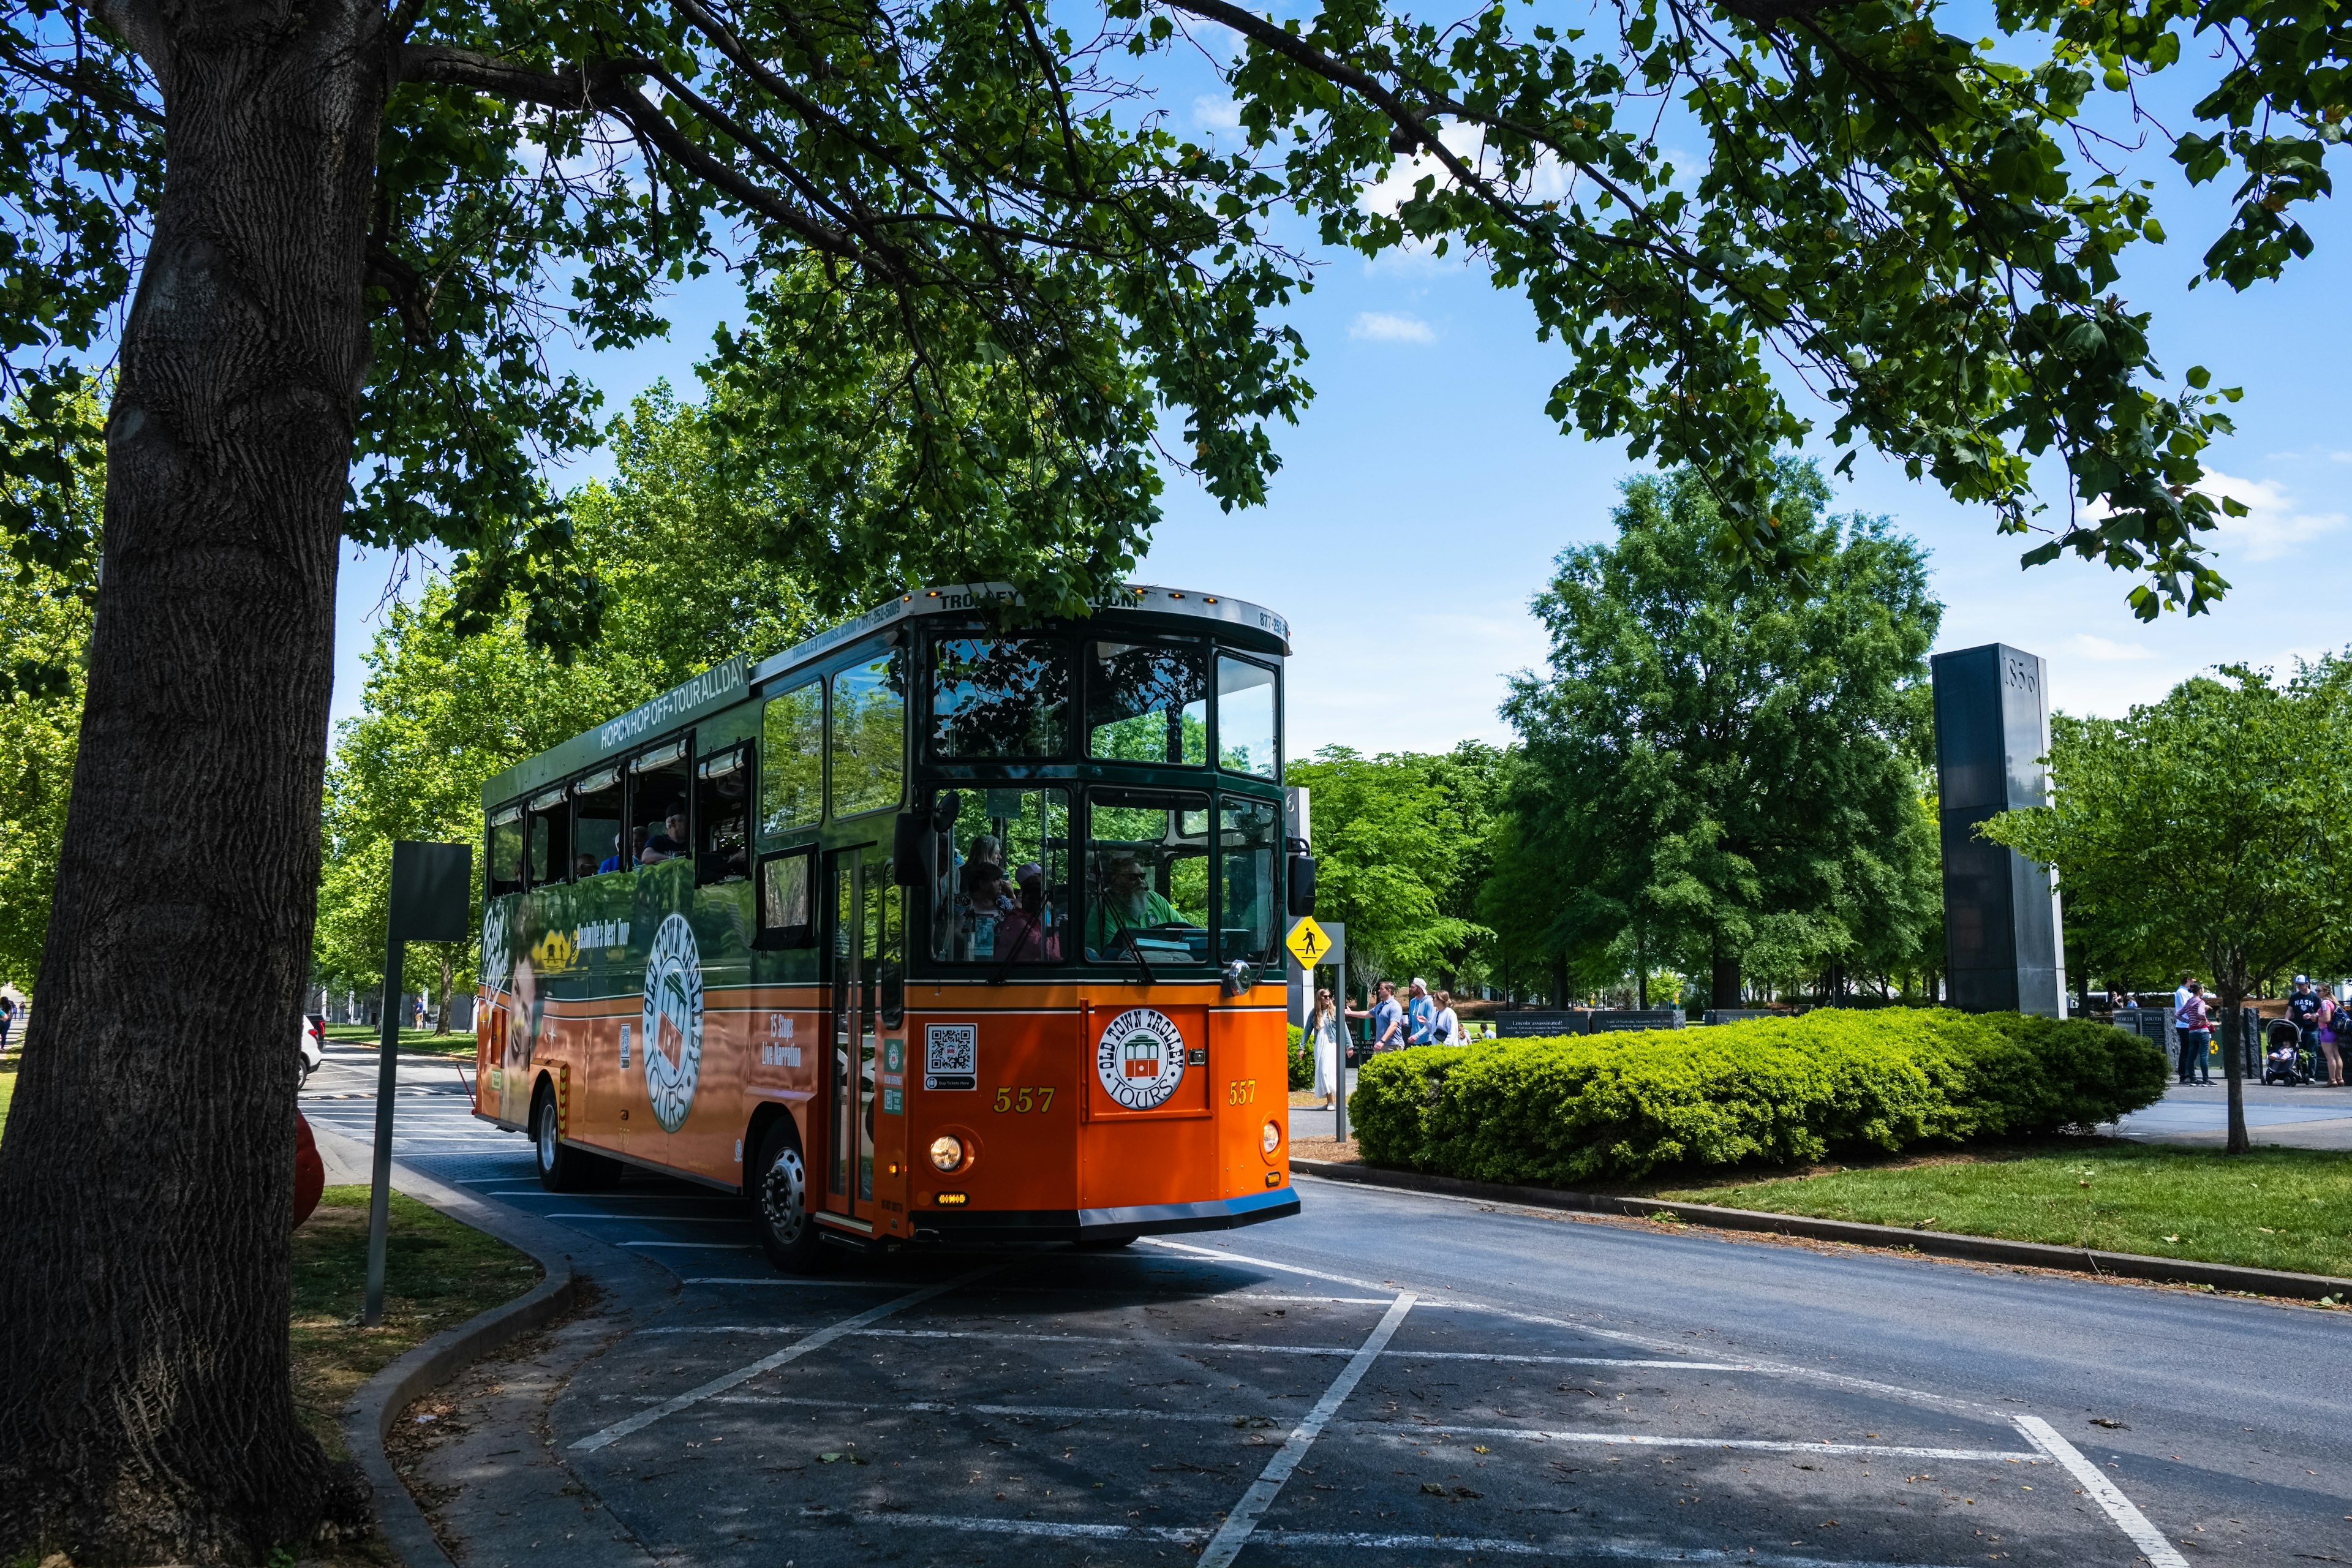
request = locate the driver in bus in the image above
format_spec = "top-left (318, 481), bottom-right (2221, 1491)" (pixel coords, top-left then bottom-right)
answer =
top-left (1087, 851), bottom-right (1182, 956)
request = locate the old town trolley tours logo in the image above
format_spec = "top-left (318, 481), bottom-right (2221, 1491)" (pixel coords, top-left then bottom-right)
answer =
top-left (642, 913), bottom-right (705, 1132)
top-left (1095, 1007), bottom-right (1188, 1110)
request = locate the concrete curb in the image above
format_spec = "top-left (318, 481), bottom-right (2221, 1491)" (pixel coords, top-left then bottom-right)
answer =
top-left (318, 1129), bottom-right (585, 1568)
top-left (1293, 1156), bottom-right (2352, 1303)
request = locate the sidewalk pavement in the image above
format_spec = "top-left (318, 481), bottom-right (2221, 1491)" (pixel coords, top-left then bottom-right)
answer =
top-left (2110, 1080), bottom-right (2352, 1150)
top-left (311, 1123), bottom-right (677, 1568)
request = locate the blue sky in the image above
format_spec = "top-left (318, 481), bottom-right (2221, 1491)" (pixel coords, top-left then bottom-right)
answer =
top-left (328, 10), bottom-right (2352, 758)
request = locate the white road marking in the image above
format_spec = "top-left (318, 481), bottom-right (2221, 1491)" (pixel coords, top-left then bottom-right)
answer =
top-left (1245, 1529), bottom-right (1977, 1567)
top-left (835, 1513), bottom-right (1973, 1567)
top-left (544, 1213), bottom-right (748, 1223)
top-left (1197, 1292), bottom-right (1417, 1568)
top-left (642, 1319), bottom-right (1752, 1367)
top-left (676, 1276), bottom-right (930, 1287)
top-left (618, 1241), bottom-right (756, 1250)
top-left (838, 1512), bottom-right (1204, 1543)
top-left (1142, 1236), bottom-right (1996, 1415)
top-left (569, 1266), bottom-right (995, 1452)
top-left (610, 1392), bottom-right (1292, 1425)
top-left (822, 1324), bottom-right (1748, 1368)
top-left (2014, 1414), bottom-right (2190, 1567)
top-left (1343, 1423), bottom-right (2041, 1461)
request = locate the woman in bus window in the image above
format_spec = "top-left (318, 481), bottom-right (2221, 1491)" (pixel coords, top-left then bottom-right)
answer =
top-left (997, 863), bottom-right (1060, 963)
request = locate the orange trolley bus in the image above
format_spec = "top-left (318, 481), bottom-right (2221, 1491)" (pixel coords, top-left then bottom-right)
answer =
top-left (473, 584), bottom-right (1311, 1271)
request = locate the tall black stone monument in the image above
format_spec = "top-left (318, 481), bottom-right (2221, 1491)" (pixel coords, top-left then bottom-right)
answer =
top-left (1931, 643), bottom-right (2066, 1017)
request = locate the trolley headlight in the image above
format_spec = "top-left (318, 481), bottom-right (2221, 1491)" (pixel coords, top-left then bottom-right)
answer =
top-left (1262, 1120), bottom-right (1282, 1156)
top-left (929, 1134), bottom-right (965, 1173)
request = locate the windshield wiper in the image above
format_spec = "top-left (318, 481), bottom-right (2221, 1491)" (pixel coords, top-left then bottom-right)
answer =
top-left (1106, 909), bottom-right (1156, 986)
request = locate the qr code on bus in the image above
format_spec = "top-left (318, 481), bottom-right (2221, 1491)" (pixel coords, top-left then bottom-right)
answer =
top-left (925, 1023), bottom-right (978, 1088)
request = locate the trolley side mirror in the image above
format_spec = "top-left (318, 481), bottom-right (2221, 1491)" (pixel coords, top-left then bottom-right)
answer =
top-left (1287, 853), bottom-right (1316, 918)
top-left (892, 812), bottom-right (927, 884)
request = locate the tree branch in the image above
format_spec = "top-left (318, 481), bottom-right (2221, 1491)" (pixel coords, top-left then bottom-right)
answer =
top-left (75, 0), bottom-right (167, 76)
top-left (0, 32), bottom-right (161, 126)
top-left (392, 45), bottom-right (865, 263)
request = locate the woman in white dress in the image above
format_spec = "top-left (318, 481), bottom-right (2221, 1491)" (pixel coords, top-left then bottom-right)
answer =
top-left (1310, 987), bottom-right (1344, 1107)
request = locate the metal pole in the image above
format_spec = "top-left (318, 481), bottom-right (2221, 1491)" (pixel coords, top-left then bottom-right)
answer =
top-left (1330, 924), bottom-right (1349, 1144)
top-left (363, 938), bottom-right (403, 1327)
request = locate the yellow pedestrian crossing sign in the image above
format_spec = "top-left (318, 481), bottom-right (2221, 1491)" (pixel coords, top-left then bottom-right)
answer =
top-left (1284, 916), bottom-right (1332, 968)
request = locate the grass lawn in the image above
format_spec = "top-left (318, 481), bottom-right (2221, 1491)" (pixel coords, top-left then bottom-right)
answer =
top-left (323, 1023), bottom-right (478, 1058)
top-left (1662, 1140), bottom-right (2352, 1283)
top-left (291, 1185), bottom-right (540, 1456)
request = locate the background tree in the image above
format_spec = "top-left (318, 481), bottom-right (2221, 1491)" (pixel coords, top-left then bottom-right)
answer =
top-left (1501, 463), bottom-right (1943, 1011)
top-left (0, 0), bottom-right (2332, 1553)
top-left (0, 391), bottom-right (100, 987)
top-left (1982, 663), bottom-right (2352, 1153)
top-left (1284, 744), bottom-right (1494, 995)
top-left (315, 384), bottom-right (825, 1019)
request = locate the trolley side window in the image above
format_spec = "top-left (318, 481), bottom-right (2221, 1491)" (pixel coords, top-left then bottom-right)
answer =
top-left (573, 766), bottom-right (624, 875)
top-left (830, 652), bottom-right (905, 818)
top-left (760, 681), bottom-right (823, 836)
top-left (1083, 788), bottom-right (1211, 965)
top-left (929, 786), bottom-right (1070, 964)
top-left (756, 846), bottom-right (816, 948)
top-left (1087, 641), bottom-right (1208, 766)
top-left (488, 807), bottom-right (525, 897)
top-left (526, 789), bottom-right (570, 885)
top-left (696, 745), bottom-right (751, 884)
top-left (930, 636), bottom-right (1069, 759)
top-left (1217, 796), bottom-right (1281, 964)
top-left (629, 738), bottom-right (691, 867)
top-left (1216, 655), bottom-right (1280, 780)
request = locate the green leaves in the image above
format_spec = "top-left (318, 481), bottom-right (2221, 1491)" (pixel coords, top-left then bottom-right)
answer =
top-left (2, 0), bottom-right (2334, 637)
top-left (1981, 661), bottom-right (2352, 1010)
top-left (1498, 463), bottom-right (1942, 997)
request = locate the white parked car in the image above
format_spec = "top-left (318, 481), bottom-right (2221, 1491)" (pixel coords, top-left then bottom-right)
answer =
top-left (298, 1015), bottom-right (323, 1086)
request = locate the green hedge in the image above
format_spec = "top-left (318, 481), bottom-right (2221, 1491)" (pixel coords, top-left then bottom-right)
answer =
top-left (1287, 1025), bottom-right (1312, 1090)
top-left (1350, 1008), bottom-right (2167, 1186)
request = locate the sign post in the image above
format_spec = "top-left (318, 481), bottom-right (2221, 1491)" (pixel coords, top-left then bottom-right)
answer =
top-left (1285, 919), bottom-right (1347, 1143)
top-left (364, 840), bottom-right (473, 1326)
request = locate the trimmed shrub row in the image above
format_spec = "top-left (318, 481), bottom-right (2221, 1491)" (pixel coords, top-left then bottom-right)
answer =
top-left (1349, 1008), bottom-right (2168, 1186)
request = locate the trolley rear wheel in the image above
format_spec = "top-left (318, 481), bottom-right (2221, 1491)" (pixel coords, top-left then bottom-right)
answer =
top-left (532, 1082), bottom-right (620, 1192)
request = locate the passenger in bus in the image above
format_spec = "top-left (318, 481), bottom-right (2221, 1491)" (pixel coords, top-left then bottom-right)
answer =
top-left (573, 851), bottom-right (599, 880)
top-left (1087, 852), bottom-right (1182, 954)
top-left (600, 825), bottom-right (647, 873)
top-left (639, 832), bottom-right (682, 865)
top-left (665, 807), bottom-right (688, 848)
top-left (959, 834), bottom-right (1004, 899)
top-left (997, 862), bottom-right (1058, 962)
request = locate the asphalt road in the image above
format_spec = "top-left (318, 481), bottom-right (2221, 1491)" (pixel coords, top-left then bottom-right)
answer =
top-left (304, 1046), bottom-right (2350, 1567)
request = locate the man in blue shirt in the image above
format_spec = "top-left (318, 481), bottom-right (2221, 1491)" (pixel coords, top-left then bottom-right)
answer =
top-left (1370, 981), bottom-right (1404, 1053)
top-left (1406, 978), bottom-right (1436, 1045)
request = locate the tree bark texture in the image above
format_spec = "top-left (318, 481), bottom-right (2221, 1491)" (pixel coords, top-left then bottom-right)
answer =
top-left (2219, 986), bottom-right (2250, 1156)
top-left (0, 4), bottom-right (386, 1558)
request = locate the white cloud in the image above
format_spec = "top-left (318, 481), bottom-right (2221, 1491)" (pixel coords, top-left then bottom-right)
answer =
top-left (1192, 95), bottom-right (1240, 132)
top-left (1349, 311), bottom-right (1436, 344)
top-left (2066, 633), bottom-right (2156, 663)
top-left (2201, 470), bottom-right (2346, 561)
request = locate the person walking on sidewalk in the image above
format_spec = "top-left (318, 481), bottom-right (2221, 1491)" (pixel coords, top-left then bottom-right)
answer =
top-left (1432, 990), bottom-right (1464, 1046)
top-left (1406, 979), bottom-right (1436, 1046)
top-left (2174, 981), bottom-right (2214, 1085)
top-left (1309, 988), bottom-right (1345, 1107)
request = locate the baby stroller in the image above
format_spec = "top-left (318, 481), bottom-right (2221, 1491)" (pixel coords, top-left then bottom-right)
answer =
top-left (2262, 1019), bottom-right (2313, 1086)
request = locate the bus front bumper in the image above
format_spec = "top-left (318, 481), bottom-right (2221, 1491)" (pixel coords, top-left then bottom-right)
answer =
top-left (910, 1185), bottom-right (1300, 1246)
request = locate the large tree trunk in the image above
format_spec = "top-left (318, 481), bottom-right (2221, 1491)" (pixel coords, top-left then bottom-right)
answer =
top-left (0, 7), bottom-right (386, 1559)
